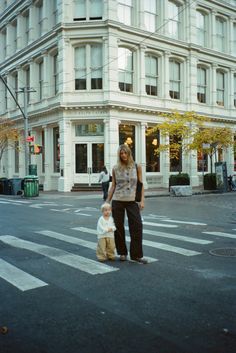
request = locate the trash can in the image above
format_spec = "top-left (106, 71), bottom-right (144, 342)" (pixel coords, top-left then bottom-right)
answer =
top-left (8, 178), bottom-right (23, 195)
top-left (0, 178), bottom-right (10, 194)
top-left (24, 175), bottom-right (39, 197)
top-left (29, 164), bottom-right (37, 176)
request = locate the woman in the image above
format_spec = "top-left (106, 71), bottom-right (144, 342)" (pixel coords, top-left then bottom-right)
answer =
top-left (107, 144), bottom-right (147, 264)
top-left (98, 165), bottom-right (110, 201)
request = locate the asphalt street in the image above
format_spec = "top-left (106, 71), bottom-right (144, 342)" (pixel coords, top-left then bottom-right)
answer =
top-left (0, 192), bottom-right (236, 353)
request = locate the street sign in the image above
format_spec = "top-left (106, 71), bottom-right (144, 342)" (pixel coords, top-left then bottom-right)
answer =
top-left (26, 136), bottom-right (35, 142)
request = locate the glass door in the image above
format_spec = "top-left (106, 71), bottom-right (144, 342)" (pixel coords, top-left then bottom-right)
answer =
top-left (75, 143), bottom-right (104, 185)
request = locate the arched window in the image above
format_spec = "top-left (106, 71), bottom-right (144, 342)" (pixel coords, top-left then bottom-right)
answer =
top-left (196, 10), bottom-right (206, 46)
top-left (197, 66), bottom-right (207, 103)
top-left (117, 0), bottom-right (132, 26)
top-left (168, 1), bottom-right (181, 39)
top-left (216, 70), bottom-right (225, 106)
top-left (145, 55), bottom-right (158, 96)
top-left (118, 48), bottom-right (133, 92)
top-left (216, 16), bottom-right (226, 52)
top-left (169, 59), bottom-right (181, 99)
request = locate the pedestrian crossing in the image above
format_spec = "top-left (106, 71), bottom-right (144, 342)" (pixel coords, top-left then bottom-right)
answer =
top-left (0, 221), bottom-right (236, 293)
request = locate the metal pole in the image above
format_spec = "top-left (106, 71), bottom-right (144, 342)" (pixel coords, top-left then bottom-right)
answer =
top-left (23, 88), bottom-right (29, 176)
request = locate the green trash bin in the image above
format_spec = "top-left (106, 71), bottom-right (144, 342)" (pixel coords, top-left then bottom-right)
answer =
top-left (24, 175), bottom-right (39, 197)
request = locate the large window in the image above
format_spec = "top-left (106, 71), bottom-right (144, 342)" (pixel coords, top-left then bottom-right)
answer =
top-left (169, 59), bottom-right (181, 99)
top-left (118, 48), bottom-right (133, 92)
top-left (233, 23), bottom-right (236, 56)
top-left (53, 54), bottom-right (59, 95)
top-left (145, 55), bottom-right (158, 96)
top-left (146, 128), bottom-right (160, 172)
top-left (53, 127), bottom-right (60, 173)
top-left (144, 0), bottom-right (157, 32)
top-left (168, 1), bottom-right (181, 39)
top-left (216, 17), bottom-right (226, 52)
top-left (118, 0), bottom-right (132, 26)
top-left (74, 0), bottom-right (103, 21)
top-left (39, 61), bottom-right (43, 100)
top-left (216, 70), bottom-right (225, 106)
top-left (197, 66), bottom-right (207, 103)
top-left (170, 135), bottom-right (182, 172)
top-left (196, 10), bottom-right (206, 46)
top-left (75, 44), bottom-right (103, 90)
top-left (197, 150), bottom-right (208, 172)
top-left (119, 124), bottom-right (135, 160)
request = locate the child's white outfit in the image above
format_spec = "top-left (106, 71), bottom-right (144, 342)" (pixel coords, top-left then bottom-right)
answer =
top-left (96, 216), bottom-right (116, 261)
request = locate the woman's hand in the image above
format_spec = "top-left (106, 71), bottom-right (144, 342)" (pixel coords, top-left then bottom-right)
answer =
top-left (139, 200), bottom-right (144, 210)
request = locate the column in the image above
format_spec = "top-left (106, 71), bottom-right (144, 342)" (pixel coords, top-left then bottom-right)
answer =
top-left (29, 60), bottom-right (38, 103)
top-left (42, 51), bottom-right (50, 99)
top-left (106, 0), bottom-right (118, 21)
top-left (229, 68), bottom-right (235, 110)
top-left (108, 35), bottom-right (118, 92)
top-left (211, 11), bottom-right (216, 51)
top-left (163, 51), bottom-right (170, 100)
top-left (211, 63), bottom-right (217, 106)
top-left (188, 0), bottom-right (197, 43)
top-left (103, 37), bottom-right (109, 92)
top-left (140, 122), bottom-right (147, 188)
top-left (107, 118), bottom-right (120, 171)
top-left (28, 5), bottom-right (38, 43)
top-left (189, 54), bottom-right (198, 104)
top-left (42, 0), bottom-right (50, 34)
top-left (103, 119), bottom-right (111, 172)
top-left (42, 125), bottom-right (53, 191)
top-left (160, 132), bottom-right (169, 188)
top-left (58, 119), bottom-right (72, 192)
top-left (16, 15), bottom-right (25, 51)
top-left (139, 45), bottom-right (146, 96)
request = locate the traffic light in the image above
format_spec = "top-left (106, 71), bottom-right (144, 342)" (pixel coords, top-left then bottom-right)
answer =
top-left (29, 144), bottom-right (43, 154)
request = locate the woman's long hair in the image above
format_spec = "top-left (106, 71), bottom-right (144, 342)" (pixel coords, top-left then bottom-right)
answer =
top-left (102, 166), bottom-right (108, 174)
top-left (117, 144), bottom-right (134, 169)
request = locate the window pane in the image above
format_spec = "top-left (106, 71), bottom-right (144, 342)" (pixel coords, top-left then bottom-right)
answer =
top-left (90, 0), bottom-right (103, 19)
top-left (146, 128), bottom-right (160, 172)
top-left (119, 124), bottom-right (135, 160)
top-left (74, 0), bottom-right (86, 20)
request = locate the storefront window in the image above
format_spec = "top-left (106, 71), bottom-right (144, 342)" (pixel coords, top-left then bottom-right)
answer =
top-left (119, 124), bottom-right (135, 160)
top-left (146, 128), bottom-right (160, 172)
top-left (197, 150), bottom-right (208, 172)
top-left (53, 127), bottom-right (60, 173)
top-left (75, 124), bottom-right (104, 136)
top-left (170, 135), bottom-right (182, 172)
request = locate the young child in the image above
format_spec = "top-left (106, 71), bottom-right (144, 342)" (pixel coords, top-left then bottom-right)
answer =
top-left (96, 203), bottom-right (116, 262)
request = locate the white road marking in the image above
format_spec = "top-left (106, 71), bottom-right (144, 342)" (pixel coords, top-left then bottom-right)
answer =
top-left (142, 221), bottom-right (177, 228)
top-left (202, 231), bottom-right (236, 239)
top-left (75, 213), bottom-right (91, 216)
top-left (0, 235), bottom-right (118, 275)
top-left (73, 227), bottom-right (201, 256)
top-left (0, 258), bottom-right (48, 291)
top-left (35, 230), bottom-right (97, 250)
top-left (125, 226), bottom-right (211, 244)
top-left (29, 203), bottom-right (58, 208)
top-left (162, 219), bottom-right (207, 226)
top-left (36, 230), bottom-right (158, 264)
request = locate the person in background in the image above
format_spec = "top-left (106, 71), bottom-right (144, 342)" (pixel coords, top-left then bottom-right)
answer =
top-left (96, 203), bottom-right (116, 262)
top-left (98, 165), bottom-right (110, 201)
top-left (106, 144), bottom-right (147, 264)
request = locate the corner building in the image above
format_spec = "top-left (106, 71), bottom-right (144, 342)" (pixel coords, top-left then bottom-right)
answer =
top-left (0, 0), bottom-right (236, 191)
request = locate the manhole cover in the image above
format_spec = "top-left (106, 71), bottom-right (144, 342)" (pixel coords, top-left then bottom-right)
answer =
top-left (209, 248), bottom-right (236, 257)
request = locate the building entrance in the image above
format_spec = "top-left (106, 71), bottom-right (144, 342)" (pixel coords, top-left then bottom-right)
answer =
top-left (75, 143), bottom-right (104, 185)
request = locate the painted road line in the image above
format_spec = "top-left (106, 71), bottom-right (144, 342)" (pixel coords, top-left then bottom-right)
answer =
top-left (0, 258), bottom-right (48, 291)
top-left (142, 221), bottom-right (177, 228)
top-left (162, 219), bottom-right (207, 226)
top-left (127, 227), bottom-right (211, 244)
top-left (73, 227), bottom-right (201, 257)
top-left (202, 231), bottom-right (236, 239)
top-left (0, 235), bottom-right (118, 275)
top-left (35, 230), bottom-right (97, 250)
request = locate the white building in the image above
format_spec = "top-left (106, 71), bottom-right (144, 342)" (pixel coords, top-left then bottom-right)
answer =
top-left (0, 0), bottom-right (236, 191)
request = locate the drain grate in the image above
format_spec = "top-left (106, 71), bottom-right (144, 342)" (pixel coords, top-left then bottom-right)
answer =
top-left (209, 248), bottom-right (236, 257)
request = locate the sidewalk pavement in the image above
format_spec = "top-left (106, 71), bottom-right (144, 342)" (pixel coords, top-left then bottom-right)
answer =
top-left (0, 186), bottom-right (226, 200)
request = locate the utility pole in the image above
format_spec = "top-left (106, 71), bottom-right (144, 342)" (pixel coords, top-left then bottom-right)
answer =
top-left (16, 87), bottom-right (36, 175)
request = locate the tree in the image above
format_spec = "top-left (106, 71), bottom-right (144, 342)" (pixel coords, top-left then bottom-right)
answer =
top-left (189, 127), bottom-right (233, 173)
top-left (0, 117), bottom-right (19, 164)
top-left (147, 110), bottom-right (234, 173)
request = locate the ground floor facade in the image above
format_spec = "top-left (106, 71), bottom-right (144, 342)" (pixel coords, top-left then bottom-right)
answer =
top-left (1, 106), bottom-right (235, 192)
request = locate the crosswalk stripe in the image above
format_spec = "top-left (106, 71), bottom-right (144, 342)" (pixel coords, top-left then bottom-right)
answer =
top-left (73, 227), bottom-right (201, 257)
top-left (162, 219), bottom-right (207, 226)
top-left (0, 258), bottom-right (48, 291)
top-left (125, 226), bottom-right (211, 244)
top-left (35, 230), bottom-right (97, 250)
top-left (0, 235), bottom-right (118, 275)
top-left (142, 221), bottom-right (177, 228)
top-left (202, 231), bottom-right (236, 239)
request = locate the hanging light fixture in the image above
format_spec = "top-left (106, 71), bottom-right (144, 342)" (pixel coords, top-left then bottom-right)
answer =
top-left (125, 137), bottom-right (133, 145)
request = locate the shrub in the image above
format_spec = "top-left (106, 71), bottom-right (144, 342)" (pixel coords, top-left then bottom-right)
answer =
top-left (203, 173), bottom-right (216, 190)
top-left (169, 173), bottom-right (190, 190)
